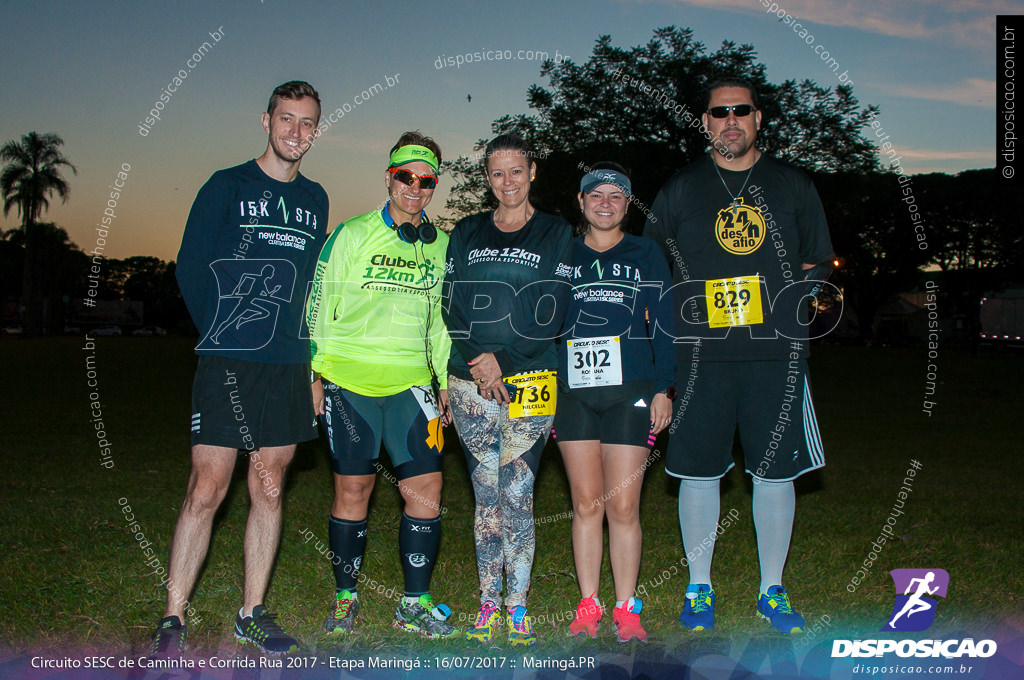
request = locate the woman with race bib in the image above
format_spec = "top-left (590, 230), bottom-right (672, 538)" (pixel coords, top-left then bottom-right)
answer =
top-left (443, 133), bottom-right (573, 647)
top-left (554, 163), bottom-right (676, 643)
top-left (306, 131), bottom-right (458, 640)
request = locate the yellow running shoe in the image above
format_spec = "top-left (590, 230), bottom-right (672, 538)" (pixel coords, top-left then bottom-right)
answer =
top-left (465, 601), bottom-right (503, 644)
top-left (507, 606), bottom-right (537, 647)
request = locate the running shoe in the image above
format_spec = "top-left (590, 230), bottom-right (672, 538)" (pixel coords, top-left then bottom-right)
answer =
top-left (507, 606), bottom-right (537, 647)
top-left (612, 597), bottom-right (647, 643)
top-left (235, 605), bottom-right (298, 654)
top-left (393, 593), bottom-right (459, 639)
top-left (465, 600), bottom-right (503, 643)
top-left (679, 584), bottom-right (715, 631)
top-left (568, 595), bottom-right (603, 638)
top-left (149, 615), bottom-right (186, 659)
top-left (757, 585), bottom-right (805, 635)
top-left (323, 590), bottom-right (359, 634)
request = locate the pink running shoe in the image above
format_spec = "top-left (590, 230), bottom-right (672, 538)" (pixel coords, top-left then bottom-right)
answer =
top-left (613, 597), bottom-right (647, 643)
top-left (568, 595), bottom-right (603, 638)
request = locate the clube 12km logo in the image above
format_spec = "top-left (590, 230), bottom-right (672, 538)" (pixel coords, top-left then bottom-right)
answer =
top-left (832, 569), bottom-right (997, 659)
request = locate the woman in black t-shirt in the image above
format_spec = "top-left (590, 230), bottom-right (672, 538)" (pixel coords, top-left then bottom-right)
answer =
top-left (443, 134), bottom-right (573, 648)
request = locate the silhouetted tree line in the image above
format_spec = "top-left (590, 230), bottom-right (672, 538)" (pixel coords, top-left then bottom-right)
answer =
top-left (4, 28), bottom-right (1016, 339)
top-left (442, 27), bottom-right (1019, 340)
top-left (0, 228), bottom-right (187, 333)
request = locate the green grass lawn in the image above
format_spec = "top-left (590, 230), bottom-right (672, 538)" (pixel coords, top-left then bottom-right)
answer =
top-left (0, 337), bottom-right (1020, 663)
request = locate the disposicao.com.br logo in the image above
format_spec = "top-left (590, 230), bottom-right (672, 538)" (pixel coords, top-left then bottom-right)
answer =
top-left (832, 568), bottom-right (997, 659)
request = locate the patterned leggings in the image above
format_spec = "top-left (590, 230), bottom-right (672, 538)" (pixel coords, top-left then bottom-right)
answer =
top-left (448, 375), bottom-right (550, 608)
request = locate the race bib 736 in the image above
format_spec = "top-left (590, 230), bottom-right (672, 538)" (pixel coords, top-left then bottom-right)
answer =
top-left (507, 370), bottom-right (557, 418)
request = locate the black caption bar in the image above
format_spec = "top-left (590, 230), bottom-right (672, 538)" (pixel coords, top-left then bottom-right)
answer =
top-left (998, 15), bottom-right (1022, 184)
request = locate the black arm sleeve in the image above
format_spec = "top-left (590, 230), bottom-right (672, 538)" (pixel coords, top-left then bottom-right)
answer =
top-left (795, 173), bottom-right (835, 266)
top-left (643, 182), bottom-right (679, 271)
top-left (441, 222), bottom-right (488, 362)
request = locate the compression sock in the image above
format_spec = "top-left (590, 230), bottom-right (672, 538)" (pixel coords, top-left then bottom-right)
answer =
top-left (399, 513), bottom-right (441, 597)
top-left (678, 478), bottom-right (720, 589)
top-left (752, 479), bottom-right (796, 594)
top-left (329, 516), bottom-right (366, 593)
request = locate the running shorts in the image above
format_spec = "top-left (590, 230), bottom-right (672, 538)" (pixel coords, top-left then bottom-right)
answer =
top-left (666, 359), bottom-right (825, 481)
top-left (190, 355), bottom-right (318, 450)
top-left (553, 379), bottom-right (656, 448)
top-left (321, 380), bottom-right (445, 480)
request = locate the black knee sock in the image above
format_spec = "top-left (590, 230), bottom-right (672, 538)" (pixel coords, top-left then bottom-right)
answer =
top-left (329, 516), bottom-right (366, 593)
top-left (399, 513), bottom-right (441, 597)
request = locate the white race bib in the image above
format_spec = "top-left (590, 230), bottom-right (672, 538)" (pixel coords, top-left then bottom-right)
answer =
top-left (411, 385), bottom-right (441, 420)
top-left (566, 336), bottom-right (623, 388)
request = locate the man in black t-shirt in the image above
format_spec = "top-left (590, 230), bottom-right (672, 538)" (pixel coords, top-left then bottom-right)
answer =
top-left (645, 78), bottom-right (835, 635)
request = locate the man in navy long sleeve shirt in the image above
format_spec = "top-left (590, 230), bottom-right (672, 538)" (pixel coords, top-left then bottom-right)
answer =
top-left (151, 81), bottom-right (328, 658)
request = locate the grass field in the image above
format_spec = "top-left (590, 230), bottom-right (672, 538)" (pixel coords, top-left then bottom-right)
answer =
top-left (1, 337), bottom-right (1020, 665)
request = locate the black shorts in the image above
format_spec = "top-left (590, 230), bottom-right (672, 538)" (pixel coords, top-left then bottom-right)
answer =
top-left (667, 360), bottom-right (825, 481)
top-left (553, 379), bottom-right (656, 448)
top-left (190, 356), bottom-right (318, 451)
top-left (321, 381), bottom-right (445, 480)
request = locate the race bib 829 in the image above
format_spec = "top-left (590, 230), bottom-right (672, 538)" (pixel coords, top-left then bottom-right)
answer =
top-left (705, 275), bottom-right (764, 328)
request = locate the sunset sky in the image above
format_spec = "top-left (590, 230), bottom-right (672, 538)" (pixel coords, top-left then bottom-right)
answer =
top-left (0, 0), bottom-right (1007, 261)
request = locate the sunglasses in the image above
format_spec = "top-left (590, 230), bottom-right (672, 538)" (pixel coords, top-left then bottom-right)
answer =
top-left (707, 105), bottom-right (756, 118)
top-left (388, 167), bottom-right (438, 189)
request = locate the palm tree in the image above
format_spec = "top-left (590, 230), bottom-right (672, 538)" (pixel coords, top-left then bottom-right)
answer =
top-left (1, 132), bottom-right (77, 335)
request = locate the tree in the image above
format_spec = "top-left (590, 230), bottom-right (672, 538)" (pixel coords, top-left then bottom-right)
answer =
top-left (0, 228), bottom-right (24, 320)
top-left (814, 172), bottom-right (930, 339)
top-left (0, 222), bottom-right (89, 332)
top-left (444, 27), bottom-right (879, 220)
top-left (1, 132), bottom-right (77, 335)
top-left (105, 255), bottom-right (185, 328)
top-left (917, 170), bottom-right (1018, 278)
top-left (916, 169), bottom-right (1021, 327)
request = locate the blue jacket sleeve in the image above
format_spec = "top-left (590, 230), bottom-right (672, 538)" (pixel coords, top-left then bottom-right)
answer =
top-left (641, 239), bottom-right (677, 395)
top-left (175, 173), bottom-right (231, 334)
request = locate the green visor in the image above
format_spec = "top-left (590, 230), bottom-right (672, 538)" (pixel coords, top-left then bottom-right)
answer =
top-left (389, 145), bottom-right (439, 173)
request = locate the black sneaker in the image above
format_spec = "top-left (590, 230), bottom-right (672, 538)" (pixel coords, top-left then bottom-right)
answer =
top-left (149, 615), bottom-right (186, 659)
top-left (234, 605), bottom-right (298, 654)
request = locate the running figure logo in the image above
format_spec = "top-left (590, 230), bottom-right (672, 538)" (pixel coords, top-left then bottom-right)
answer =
top-left (882, 568), bottom-right (949, 632)
top-left (416, 257), bottom-right (438, 287)
top-left (197, 259), bottom-right (296, 351)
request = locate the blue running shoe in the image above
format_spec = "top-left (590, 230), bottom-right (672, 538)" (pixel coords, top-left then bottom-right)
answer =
top-left (757, 586), bottom-right (805, 634)
top-left (679, 584), bottom-right (715, 631)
